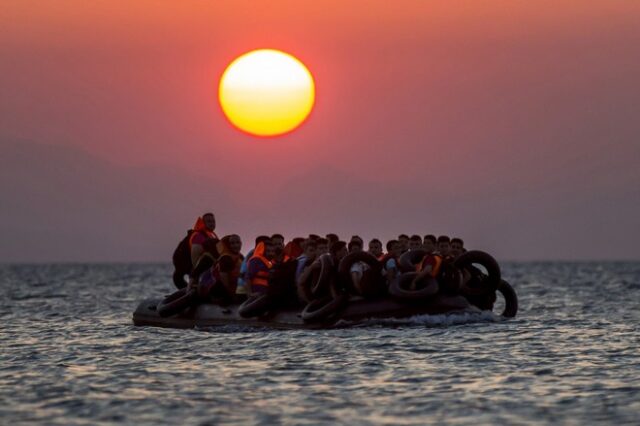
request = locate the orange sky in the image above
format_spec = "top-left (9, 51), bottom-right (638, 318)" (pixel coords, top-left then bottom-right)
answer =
top-left (1, 1), bottom-right (639, 261)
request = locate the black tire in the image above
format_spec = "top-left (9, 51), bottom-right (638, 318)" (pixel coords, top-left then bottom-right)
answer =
top-left (238, 293), bottom-right (272, 318)
top-left (157, 288), bottom-right (196, 318)
top-left (398, 249), bottom-right (427, 272)
top-left (389, 272), bottom-right (439, 300)
top-left (172, 270), bottom-right (188, 289)
top-left (311, 254), bottom-right (334, 296)
top-left (338, 251), bottom-right (385, 297)
top-left (455, 250), bottom-right (501, 295)
top-left (338, 251), bottom-right (383, 276)
top-left (301, 294), bottom-right (349, 323)
top-left (497, 280), bottom-right (518, 318)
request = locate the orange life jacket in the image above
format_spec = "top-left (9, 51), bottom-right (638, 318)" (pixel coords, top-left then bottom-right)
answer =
top-left (418, 254), bottom-right (443, 277)
top-left (188, 216), bottom-right (218, 248)
top-left (249, 242), bottom-right (273, 287)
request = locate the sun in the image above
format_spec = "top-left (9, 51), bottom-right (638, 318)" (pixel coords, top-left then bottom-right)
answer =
top-left (218, 49), bottom-right (315, 137)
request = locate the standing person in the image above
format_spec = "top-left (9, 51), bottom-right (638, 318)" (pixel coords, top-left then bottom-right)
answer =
top-left (171, 213), bottom-right (218, 289)
top-left (368, 238), bottom-right (383, 259)
top-left (398, 234), bottom-right (409, 253)
top-left (423, 235), bottom-right (437, 254)
top-left (450, 238), bottom-right (465, 257)
top-left (408, 235), bottom-right (422, 251)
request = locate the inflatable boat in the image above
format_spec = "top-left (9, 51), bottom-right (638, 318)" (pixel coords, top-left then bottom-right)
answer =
top-left (132, 250), bottom-right (518, 330)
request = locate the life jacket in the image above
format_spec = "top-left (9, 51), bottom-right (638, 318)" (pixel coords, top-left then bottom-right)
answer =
top-left (248, 242), bottom-right (273, 288)
top-left (214, 237), bottom-right (244, 283)
top-left (418, 254), bottom-right (443, 277)
top-left (172, 229), bottom-right (195, 272)
top-left (188, 216), bottom-right (218, 249)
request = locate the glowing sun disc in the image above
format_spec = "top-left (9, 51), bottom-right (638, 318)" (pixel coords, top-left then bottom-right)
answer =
top-left (218, 49), bottom-right (315, 137)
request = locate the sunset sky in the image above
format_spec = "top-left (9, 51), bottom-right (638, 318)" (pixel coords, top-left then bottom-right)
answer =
top-left (1, 1), bottom-right (639, 262)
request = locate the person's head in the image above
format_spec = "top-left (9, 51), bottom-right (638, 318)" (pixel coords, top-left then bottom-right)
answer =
top-left (368, 238), bottom-right (383, 257)
top-left (350, 235), bottom-right (363, 244)
top-left (330, 241), bottom-right (348, 261)
top-left (409, 235), bottom-right (422, 251)
top-left (398, 234), bottom-right (409, 252)
top-left (348, 239), bottom-right (362, 253)
top-left (263, 242), bottom-right (276, 260)
top-left (423, 234), bottom-right (436, 253)
top-left (202, 213), bottom-right (216, 231)
top-left (326, 233), bottom-right (339, 245)
top-left (308, 234), bottom-right (321, 242)
top-left (271, 234), bottom-right (285, 247)
top-left (450, 238), bottom-right (464, 257)
top-left (437, 235), bottom-right (451, 256)
top-left (228, 234), bottom-right (242, 254)
top-left (255, 235), bottom-right (270, 247)
top-left (316, 238), bottom-right (329, 254)
top-left (303, 240), bottom-right (318, 260)
top-left (386, 240), bottom-right (402, 257)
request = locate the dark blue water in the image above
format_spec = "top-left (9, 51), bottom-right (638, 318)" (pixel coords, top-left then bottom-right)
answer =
top-left (1, 262), bottom-right (639, 425)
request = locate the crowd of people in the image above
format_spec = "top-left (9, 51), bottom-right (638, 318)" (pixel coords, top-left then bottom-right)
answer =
top-left (171, 212), bottom-right (469, 306)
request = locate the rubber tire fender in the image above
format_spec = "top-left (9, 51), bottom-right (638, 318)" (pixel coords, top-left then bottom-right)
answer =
top-left (498, 280), bottom-right (518, 318)
top-left (238, 293), bottom-right (272, 318)
top-left (338, 251), bottom-right (383, 276)
top-left (311, 254), bottom-right (334, 296)
top-left (389, 272), bottom-right (439, 300)
top-left (157, 288), bottom-right (197, 318)
top-left (455, 250), bottom-right (502, 295)
top-left (398, 249), bottom-right (428, 273)
top-left (301, 293), bottom-right (349, 323)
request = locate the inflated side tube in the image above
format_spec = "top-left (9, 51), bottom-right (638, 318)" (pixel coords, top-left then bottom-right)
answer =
top-left (497, 280), bottom-right (518, 318)
top-left (157, 288), bottom-right (196, 318)
top-left (238, 293), bottom-right (272, 318)
top-left (455, 250), bottom-right (502, 295)
top-left (311, 254), bottom-right (334, 296)
top-left (398, 249), bottom-right (428, 272)
top-left (301, 293), bottom-right (349, 323)
top-left (389, 272), bottom-right (439, 300)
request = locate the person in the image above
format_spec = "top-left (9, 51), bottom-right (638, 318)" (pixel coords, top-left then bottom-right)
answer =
top-left (171, 213), bottom-right (218, 289)
top-left (283, 238), bottom-right (305, 261)
top-left (214, 234), bottom-right (244, 300)
top-left (409, 235), bottom-right (422, 251)
top-left (326, 233), bottom-right (339, 247)
top-left (380, 240), bottom-right (402, 284)
top-left (368, 238), bottom-right (383, 259)
top-left (410, 249), bottom-right (444, 290)
top-left (188, 238), bottom-right (230, 302)
top-left (316, 237), bottom-right (329, 255)
top-left (190, 213), bottom-right (219, 267)
top-left (423, 234), bottom-right (437, 254)
top-left (271, 234), bottom-right (286, 263)
top-left (348, 239), bottom-right (362, 253)
top-left (295, 239), bottom-right (318, 283)
top-left (450, 238), bottom-right (465, 257)
top-left (349, 235), bottom-right (364, 247)
top-left (246, 241), bottom-right (276, 295)
top-left (236, 235), bottom-right (270, 297)
top-left (398, 234), bottom-right (409, 253)
top-left (437, 235), bottom-right (452, 258)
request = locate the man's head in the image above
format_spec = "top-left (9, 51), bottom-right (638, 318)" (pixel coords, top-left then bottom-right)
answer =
top-left (202, 213), bottom-right (216, 231)
top-left (450, 238), bottom-right (464, 257)
top-left (398, 234), bottom-right (409, 252)
top-left (271, 234), bottom-right (285, 248)
top-left (255, 235), bottom-right (270, 247)
top-left (423, 234), bottom-right (436, 253)
top-left (386, 240), bottom-right (402, 257)
top-left (368, 238), bottom-right (383, 258)
top-left (228, 234), bottom-right (242, 254)
top-left (263, 242), bottom-right (276, 260)
top-left (348, 240), bottom-right (362, 253)
top-left (308, 234), bottom-right (321, 242)
top-left (303, 240), bottom-right (318, 260)
top-left (437, 235), bottom-right (451, 256)
top-left (409, 235), bottom-right (422, 251)
top-left (326, 233), bottom-right (339, 245)
top-left (316, 238), bottom-right (329, 254)
top-left (330, 241), bottom-right (348, 261)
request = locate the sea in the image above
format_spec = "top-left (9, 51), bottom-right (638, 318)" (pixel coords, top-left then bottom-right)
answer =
top-left (1, 262), bottom-right (638, 425)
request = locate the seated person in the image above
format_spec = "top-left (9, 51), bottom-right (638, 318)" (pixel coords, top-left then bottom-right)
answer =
top-left (398, 234), bottom-right (409, 253)
top-left (410, 250), bottom-right (444, 290)
top-left (189, 213), bottom-right (219, 267)
top-left (236, 235), bottom-right (270, 297)
top-left (271, 234), bottom-right (286, 263)
top-left (380, 240), bottom-right (402, 284)
top-left (246, 241), bottom-right (276, 295)
top-left (450, 238), bottom-right (465, 257)
top-left (316, 237), bottom-right (329, 255)
top-left (296, 239), bottom-right (318, 283)
top-left (298, 241), bottom-right (348, 300)
top-left (214, 234), bottom-right (244, 300)
top-left (408, 235), bottom-right (422, 251)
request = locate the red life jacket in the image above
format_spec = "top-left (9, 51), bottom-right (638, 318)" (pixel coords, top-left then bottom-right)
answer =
top-left (248, 242), bottom-right (273, 288)
top-left (418, 254), bottom-right (443, 277)
top-left (188, 216), bottom-right (218, 249)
